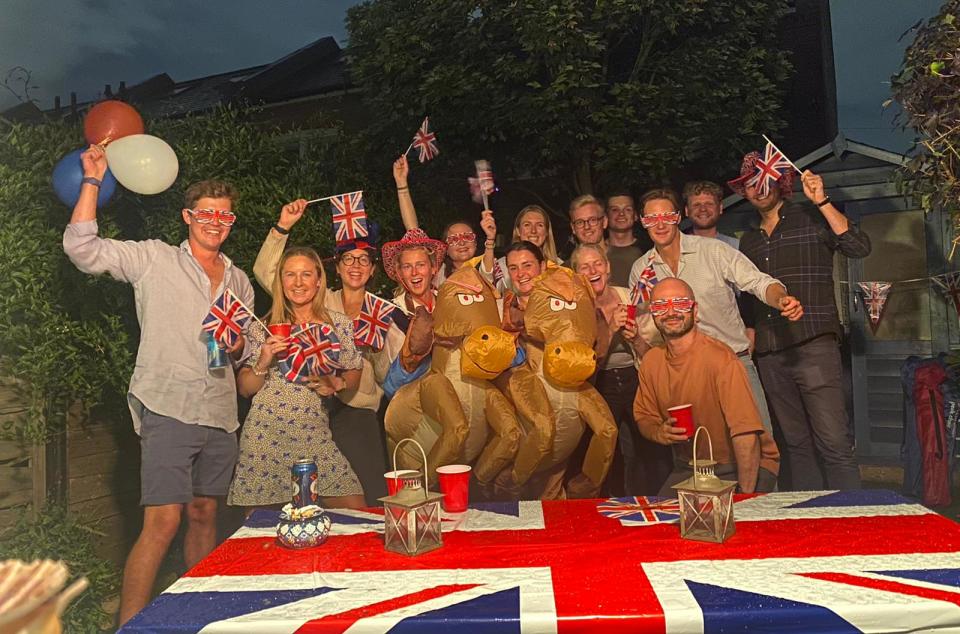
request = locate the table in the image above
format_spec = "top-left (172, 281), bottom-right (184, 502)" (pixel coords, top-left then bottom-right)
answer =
top-left (120, 490), bottom-right (960, 633)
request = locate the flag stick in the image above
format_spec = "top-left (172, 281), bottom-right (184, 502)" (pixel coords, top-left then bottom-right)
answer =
top-left (403, 142), bottom-right (414, 157)
top-left (306, 189), bottom-right (363, 205)
top-left (762, 134), bottom-right (801, 173)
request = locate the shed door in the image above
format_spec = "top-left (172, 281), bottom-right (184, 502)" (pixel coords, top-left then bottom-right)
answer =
top-left (848, 208), bottom-right (945, 459)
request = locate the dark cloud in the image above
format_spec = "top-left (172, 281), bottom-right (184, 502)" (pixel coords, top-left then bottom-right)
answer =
top-left (0, 0), bottom-right (359, 110)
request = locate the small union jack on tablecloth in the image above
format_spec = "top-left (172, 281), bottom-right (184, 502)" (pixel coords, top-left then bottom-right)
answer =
top-left (330, 191), bottom-right (368, 242)
top-left (201, 288), bottom-right (252, 347)
top-left (279, 323), bottom-right (342, 382)
top-left (354, 292), bottom-right (397, 351)
top-left (597, 496), bottom-right (681, 525)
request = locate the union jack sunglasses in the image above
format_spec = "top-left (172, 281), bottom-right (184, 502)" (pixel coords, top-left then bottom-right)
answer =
top-left (445, 231), bottom-right (476, 245)
top-left (649, 297), bottom-right (695, 317)
top-left (186, 208), bottom-right (237, 227)
top-left (640, 212), bottom-right (681, 229)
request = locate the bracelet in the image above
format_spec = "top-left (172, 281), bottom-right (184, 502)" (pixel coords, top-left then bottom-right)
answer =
top-left (252, 364), bottom-right (269, 376)
top-left (815, 196), bottom-right (832, 208)
top-left (397, 186), bottom-right (409, 192)
top-left (82, 176), bottom-right (102, 188)
top-left (273, 223), bottom-right (290, 235)
top-left (484, 240), bottom-right (495, 247)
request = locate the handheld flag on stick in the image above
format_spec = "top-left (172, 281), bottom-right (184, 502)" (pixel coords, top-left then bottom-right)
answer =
top-left (306, 189), bottom-right (362, 206)
top-left (280, 323), bottom-right (342, 382)
top-left (330, 191), bottom-right (368, 241)
top-left (727, 136), bottom-right (798, 198)
top-left (630, 254), bottom-right (658, 304)
top-left (202, 288), bottom-right (261, 347)
top-left (468, 160), bottom-right (495, 209)
top-left (404, 117), bottom-right (439, 163)
top-left (354, 292), bottom-right (398, 351)
top-left (857, 282), bottom-right (892, 333)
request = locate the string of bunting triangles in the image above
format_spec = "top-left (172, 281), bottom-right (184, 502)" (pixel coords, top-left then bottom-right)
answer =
top-left (847, 272), bottom-right (960, 333)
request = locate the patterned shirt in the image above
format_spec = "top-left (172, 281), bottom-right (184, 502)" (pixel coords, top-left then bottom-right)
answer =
top-left (629, 233), bottom-right (783, 354)
top-left (739, 201), bottom-right (871, 354)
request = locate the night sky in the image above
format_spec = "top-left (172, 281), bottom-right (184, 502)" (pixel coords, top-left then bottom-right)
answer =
top-left (0, 0), bottom-right (944, 152)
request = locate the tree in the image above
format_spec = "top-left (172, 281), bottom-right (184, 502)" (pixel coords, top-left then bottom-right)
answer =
top-left (891, 0), bottom-right (960, 248)
top-left (346, 0), bottom-right (792, 198)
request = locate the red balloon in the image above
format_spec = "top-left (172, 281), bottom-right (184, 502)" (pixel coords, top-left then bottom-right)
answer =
top-left (83, 100), bottom-right (144, 145)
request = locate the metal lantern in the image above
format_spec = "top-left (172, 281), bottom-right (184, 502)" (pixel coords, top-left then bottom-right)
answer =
top-left (378, 439), bottom-right (445, 556)
top-left (672, 427), bottom-right (737, 543)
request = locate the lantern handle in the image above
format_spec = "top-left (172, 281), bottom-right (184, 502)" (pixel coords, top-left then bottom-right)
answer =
top-left (391, 438), bottom-right (432, 497)
top-left (691, 426), bottom-right (714, 475)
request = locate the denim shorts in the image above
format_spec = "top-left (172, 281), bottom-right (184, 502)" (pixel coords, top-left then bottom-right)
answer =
top-left (139, 408), bottom-right (239, 506)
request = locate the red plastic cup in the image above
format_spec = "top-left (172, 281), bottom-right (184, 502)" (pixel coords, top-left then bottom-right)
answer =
top-left (267, 323), bottom-right (292, 359)
top-left (384, 469), bottom-right (421, 495)
top-left (625, 304), bottom-right (637, 321)
top-left (436, 464), bottom-right (472, 513)
top-left (668, 404), bottom-right (694, 439)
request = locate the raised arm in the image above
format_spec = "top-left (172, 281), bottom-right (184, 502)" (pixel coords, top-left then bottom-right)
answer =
top-left (801, 170), bottom-right (872, 258)
top-left (253, 199), bottom-right (307, 292)
top-left (393, 155), bottom-right (419, 230)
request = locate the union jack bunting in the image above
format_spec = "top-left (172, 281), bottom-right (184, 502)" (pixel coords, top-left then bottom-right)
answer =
top-left (200, 288), bottom-right (252, 347)
top-left (122, 490), bottom-right (960, 633)
top-left (468, 159), bottom-right (495, 204)
top-left (630, 254), bottom-right (658, 304)
top-left (330, 191), bottom-right (368, 242)
top-left (411, 117), bottom-right (439, 163)
top-left (857, 281), bottom-right (892, 333)
top-left (279, 323), bottom-right (342, 382)
top-left (354, 292), bottom-right (397, 351)
top-left (750, 139), bottom-right (795, 197)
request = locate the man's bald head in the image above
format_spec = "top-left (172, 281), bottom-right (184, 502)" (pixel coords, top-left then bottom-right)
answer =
top-left (651, 277), bottom-right (695, 303)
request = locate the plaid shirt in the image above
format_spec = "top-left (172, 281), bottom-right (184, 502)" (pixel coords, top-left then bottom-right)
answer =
top-left (739, 201), bottom-right (871, 354)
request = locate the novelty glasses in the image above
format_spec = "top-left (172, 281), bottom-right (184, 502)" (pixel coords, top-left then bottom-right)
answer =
top-left (649, 297), bottom-right (696, 317)
top-left (186, 208), bottom-right (237, 227)
top-left (446, 231), bottom-right (477, 246)
top-left (640, 212), bottom-right (681, 229)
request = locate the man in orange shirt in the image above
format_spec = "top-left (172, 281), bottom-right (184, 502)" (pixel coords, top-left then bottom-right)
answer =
top-left (633, 278), bottom-right (780, 495)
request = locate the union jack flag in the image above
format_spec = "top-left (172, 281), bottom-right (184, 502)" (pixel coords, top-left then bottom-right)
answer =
top-left (748, 140), bottom-right (795, 198)
top-left (279, 323), bottom-right (342, 382)
top-left (468, 159), bottom-right (495, 204)
top-left (492, 258), bottom-right (505, 289)
top-left (411, 117), bottom-right (439, 163)
top-left (857, 281), bottom-right (892, 333)
top-left (330, 191), bottom-right (368, 242)
top-left (200, 288), bottom-right (252, 347)
top-left (354, 292), bottom-right (397, 351)
top-left (121, 490), bottom-right (960, 633)
top-left (630, 254), bottom-right (658, 304)
top-left (597, 496), bottom-right (680, 524)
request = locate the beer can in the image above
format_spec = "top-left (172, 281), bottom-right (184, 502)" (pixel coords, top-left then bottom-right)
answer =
top-left (291, 458), bottom-right (318, 508)
top-left (206, 331), bottom-right (228, 370)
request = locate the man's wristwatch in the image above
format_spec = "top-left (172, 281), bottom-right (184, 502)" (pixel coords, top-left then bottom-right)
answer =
top-left (815, 196), bottom-right (832, 208)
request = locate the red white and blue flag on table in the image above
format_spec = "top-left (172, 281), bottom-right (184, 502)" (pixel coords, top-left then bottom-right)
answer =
top-left (410, 117), bottom-right (439, 163)
top-left (120, 490), bottom-right (960, 633)
top-left (468, 159), bottom-right (495, 204)
top-left (729, 138), bottom-right (795, 198)
top-left (354, 292), bottom-right (397, 351)
top-left (278, 323), bottom-right (342, 382)
top-left (201, 288), bottom-right (252, 347)
top-left (330, 191), bottom-right (368, 242)
top-left (597, 496), bottom-right (681, 524)
top-left (857, 281), bottom-right (892, 333)
top-left (630, 253), bottom-right (659, 304)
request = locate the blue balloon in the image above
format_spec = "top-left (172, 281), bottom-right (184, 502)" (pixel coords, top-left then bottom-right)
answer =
top-left (52, 148), bottom-right (118, 207)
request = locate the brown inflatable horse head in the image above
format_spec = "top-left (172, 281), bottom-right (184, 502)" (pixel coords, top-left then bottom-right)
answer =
top-left (524, 267), bottom-right (598, 389)
top-left (434, 266), bottom-right (516, 379)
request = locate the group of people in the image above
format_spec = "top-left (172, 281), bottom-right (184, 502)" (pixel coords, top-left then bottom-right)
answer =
top-left (64, 145), bottom-right (870, 625)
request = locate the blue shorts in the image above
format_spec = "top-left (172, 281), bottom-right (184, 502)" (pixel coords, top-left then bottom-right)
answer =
top-left (139, 408), bottom-right (238, 506)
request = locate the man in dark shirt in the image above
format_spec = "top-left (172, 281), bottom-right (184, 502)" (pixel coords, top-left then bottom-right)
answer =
top-left (734, 151), bottom-right (871, 491)
top-left (605, 191), bottom-right (653, 288)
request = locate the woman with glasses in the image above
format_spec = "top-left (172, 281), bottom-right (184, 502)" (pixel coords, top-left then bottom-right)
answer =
top-left (393, 154), bottom-right (496, 287)
top-left (569, 243), bottom-right (668, 496)
top-left (253, 199), bottom-right (404, 504)
top-left (230, 244), bottom-right (366, 513)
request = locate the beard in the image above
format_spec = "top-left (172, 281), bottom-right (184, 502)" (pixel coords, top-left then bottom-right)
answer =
top-left (656, 314), bottom-right (695, 339)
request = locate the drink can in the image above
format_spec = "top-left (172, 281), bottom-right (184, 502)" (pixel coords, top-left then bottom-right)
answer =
top-left (291, 458), bottom-right (318, 507)
top-left (206, 331), bottom-right (228, 370)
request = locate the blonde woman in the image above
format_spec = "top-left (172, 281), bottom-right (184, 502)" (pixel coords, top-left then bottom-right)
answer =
top-left (228, 246), bottom-right (365, 513)
top-left (487, 205), bottom-right (562, 292)
top-left (570, 243), bottom-right (671, 497)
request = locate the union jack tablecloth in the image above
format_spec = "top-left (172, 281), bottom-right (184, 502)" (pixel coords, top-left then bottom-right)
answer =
top-left (120, 490), bottom-right (960, 633)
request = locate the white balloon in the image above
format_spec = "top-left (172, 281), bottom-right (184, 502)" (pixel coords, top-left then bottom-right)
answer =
top-left (105, 134), bottom-right (179, 195)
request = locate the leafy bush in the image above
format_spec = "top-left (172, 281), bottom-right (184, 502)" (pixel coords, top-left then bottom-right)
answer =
top-left (0, 506), bottom-right (120, 633)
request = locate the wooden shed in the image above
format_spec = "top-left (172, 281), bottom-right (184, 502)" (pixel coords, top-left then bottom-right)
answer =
top-left (720, 133), bottom-right (952, 461)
